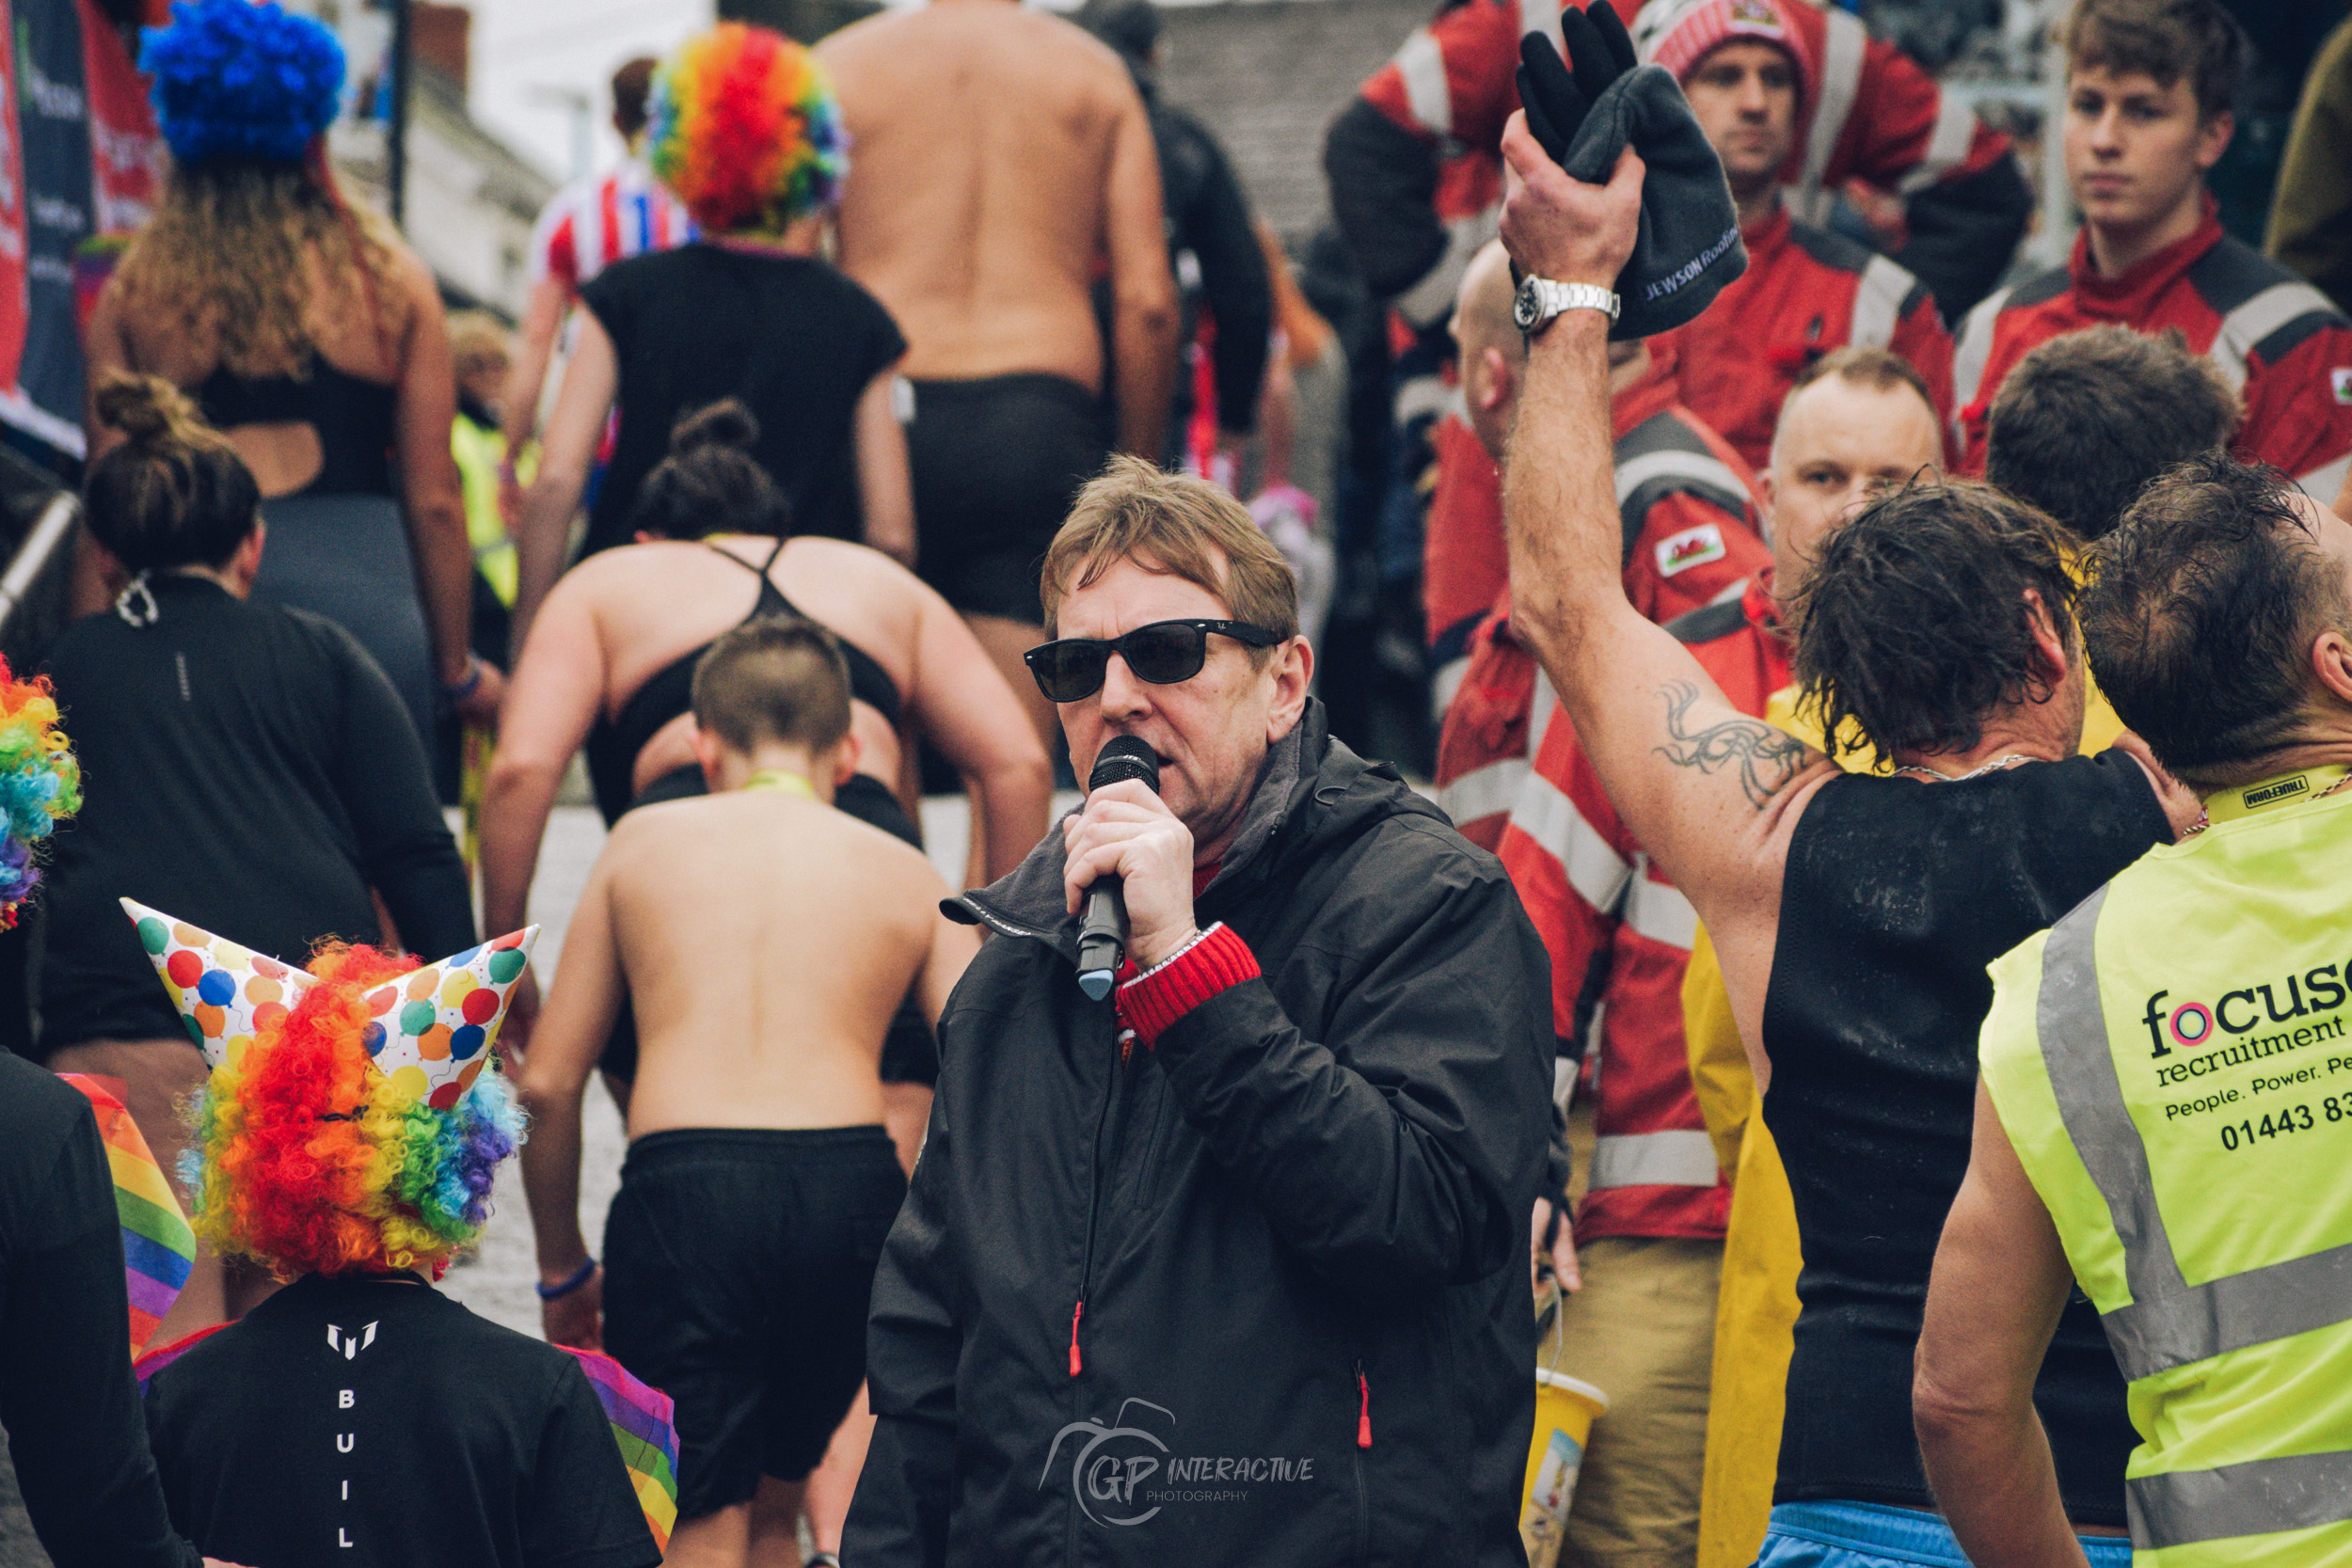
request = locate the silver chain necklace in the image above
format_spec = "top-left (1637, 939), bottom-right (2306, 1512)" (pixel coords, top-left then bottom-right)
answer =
top-left (1894, 754), bottom-right (2038, 784)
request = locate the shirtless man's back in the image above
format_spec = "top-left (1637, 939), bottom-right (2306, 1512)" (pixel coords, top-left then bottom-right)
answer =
top-left (821, 0), bottom-right (1179, 742)
top-left (520, 617), bottom-right (975, 1566)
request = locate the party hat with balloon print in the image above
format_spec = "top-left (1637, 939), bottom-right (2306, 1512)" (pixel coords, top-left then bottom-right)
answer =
top-left (120, 899), bottom-right (537, 1105)
top-left (360, 927), bottom-right (538, 1107)
top-left (121, 898), bottom-right (318, 1072)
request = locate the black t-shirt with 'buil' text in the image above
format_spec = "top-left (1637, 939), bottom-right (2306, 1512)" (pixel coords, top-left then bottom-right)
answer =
top-left (143, 1274), bottom-right (659, 1568)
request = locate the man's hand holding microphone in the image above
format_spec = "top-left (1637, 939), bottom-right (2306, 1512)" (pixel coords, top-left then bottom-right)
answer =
top-left (1064, 736), bottom-right (1198, 992)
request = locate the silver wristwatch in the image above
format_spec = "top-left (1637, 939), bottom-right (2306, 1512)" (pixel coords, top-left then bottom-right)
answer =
top-left (1513, 276), bottom-right (1621, 335)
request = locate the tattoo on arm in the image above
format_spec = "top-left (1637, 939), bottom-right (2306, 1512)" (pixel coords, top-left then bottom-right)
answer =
top-left (1651, 681), bottom-right (1808, 810)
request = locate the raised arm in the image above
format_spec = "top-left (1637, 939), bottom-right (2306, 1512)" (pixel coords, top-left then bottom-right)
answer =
top-left (1101, 82), bottom-right (1180, 459)
top-left (516, 847), bottom-right (629, 1349)
top-left (1498, 122), bottom-right (1828, 998)
top-left (509, 314), bottom-right (618, 657)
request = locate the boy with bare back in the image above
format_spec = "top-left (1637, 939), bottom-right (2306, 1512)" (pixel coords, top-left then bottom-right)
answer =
top-left (518, 617), bottom-right (975, 1568)
top-left (818, 0), bottom-right (1180, 746)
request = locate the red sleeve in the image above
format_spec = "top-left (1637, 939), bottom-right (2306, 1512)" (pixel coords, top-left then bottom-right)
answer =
top-left (1889, 290), bottom-right (1958, 460)
top-left (1359, 0), bottom-right (1522, 153)
top-left (1118, 924), bottom-right (1261, 1050)
top-left (1824, 34), bottom-right (2010, 194)
top-left (537, 211), bottom-right (578, 293)
top-left (1497, 699), bottom-right (1634, 1042)
top-left (2237, 321), bottom-right (2352, 499)
top-left (1622, 493), bottom-right (1773, 625)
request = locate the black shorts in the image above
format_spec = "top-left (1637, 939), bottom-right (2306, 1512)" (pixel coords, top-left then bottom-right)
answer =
top-left (906, 372), bottom-right (1108, 623)
top-left (598, 769), bottom-right (939, 1086)
top-left (601, 1126), bottom-right (908, 1517)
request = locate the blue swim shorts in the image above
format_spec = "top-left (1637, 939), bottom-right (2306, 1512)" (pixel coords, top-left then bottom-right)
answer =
top-left (1755, 1500), bottom-right (2134, 1568)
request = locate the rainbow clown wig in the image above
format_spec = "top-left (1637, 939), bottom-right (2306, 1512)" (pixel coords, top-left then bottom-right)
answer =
top-left (123, 900), bottom-right (539, 1280)
top-left (646, 23), bottom-right (846, 237)
top-left (0, 658), bottom-right (78, 928)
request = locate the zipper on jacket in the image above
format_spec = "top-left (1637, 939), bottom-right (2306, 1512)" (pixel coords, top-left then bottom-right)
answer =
top-left (1069, 1036), bottom-right (1120, 1378)
top-left (1355, 1363), bottom-right (1373, 1448)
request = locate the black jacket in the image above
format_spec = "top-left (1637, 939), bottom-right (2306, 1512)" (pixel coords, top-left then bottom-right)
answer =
top-left (844, 703), bottom-right (1553, 1566)
top-left (1149, 89), bottom-right (1272, 438)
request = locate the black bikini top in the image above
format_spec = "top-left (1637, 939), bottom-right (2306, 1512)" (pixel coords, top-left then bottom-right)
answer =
top-left (583, 538), bottom-right (904, 823)
top-left (196, 357), bottom-right (398, 498)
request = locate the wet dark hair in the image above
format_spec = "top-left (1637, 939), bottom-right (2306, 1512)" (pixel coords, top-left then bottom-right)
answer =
top-left (2082, 453), bottom-right (2346, 786)
top-left (628, 399), bottom-right (792, 542)
top-left (82, 372), bottom-right (262, 572)
top-left (1791, 479), bottom-right (2079, 768)
top-left (1986, 325), bottom-right (2240, 544)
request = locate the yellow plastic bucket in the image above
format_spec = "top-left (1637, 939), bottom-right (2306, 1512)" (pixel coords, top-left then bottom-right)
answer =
top-left (1519, 1366), bottom-right (1609, 1568)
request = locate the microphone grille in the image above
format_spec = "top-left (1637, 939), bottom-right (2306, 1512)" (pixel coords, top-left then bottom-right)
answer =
top-left (1089, 736), bottom-right (1161, 794)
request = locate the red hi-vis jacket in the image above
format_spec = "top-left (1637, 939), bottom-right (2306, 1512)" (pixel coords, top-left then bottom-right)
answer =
top-left (1347, 0), bottom-right (2010, 319)
top-left (1662, 205), bottom-right (1955, 472)
top-left (1954, 203), bottom-right (2352, 500)
top-left (1497, 587), bottom-right (1790, 1243)
top-left (1425, 405), bottom-right (1506, 666)
top-left (1430, 346), bottom-right (1770, 848)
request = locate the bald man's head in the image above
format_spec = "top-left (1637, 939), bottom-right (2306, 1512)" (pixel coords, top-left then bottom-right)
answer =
top-left (1765, 347), bottom-right (1944, 607)
top-left (1454, 240), bottom-right (1524, 462)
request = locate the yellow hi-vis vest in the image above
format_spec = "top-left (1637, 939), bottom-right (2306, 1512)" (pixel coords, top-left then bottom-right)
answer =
top-left (1980, 770), bottom-right (2352, 1563)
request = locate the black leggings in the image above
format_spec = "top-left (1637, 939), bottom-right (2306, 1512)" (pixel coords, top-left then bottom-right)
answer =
top-left (596, 768), bottom-right (938, 1085)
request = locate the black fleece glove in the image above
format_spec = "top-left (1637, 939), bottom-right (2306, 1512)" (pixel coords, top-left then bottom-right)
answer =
top-left (1515, 2), bottom-right (1746, 340)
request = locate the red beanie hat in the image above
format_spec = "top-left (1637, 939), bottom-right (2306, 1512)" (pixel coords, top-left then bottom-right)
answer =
top-left (1641, 0), bottom-right (1817, 113)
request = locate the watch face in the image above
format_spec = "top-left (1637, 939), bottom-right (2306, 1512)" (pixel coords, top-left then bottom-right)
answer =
top-left (1513, 277), bottom-right (1544, 333)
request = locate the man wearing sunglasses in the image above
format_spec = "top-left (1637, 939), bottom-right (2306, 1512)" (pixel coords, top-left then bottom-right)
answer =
top-left (845, 453), bottom-right (1556, 1567)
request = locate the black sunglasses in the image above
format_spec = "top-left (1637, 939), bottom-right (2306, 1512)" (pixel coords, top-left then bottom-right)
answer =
top-left (1025, 619), bottom-right (1281, 703)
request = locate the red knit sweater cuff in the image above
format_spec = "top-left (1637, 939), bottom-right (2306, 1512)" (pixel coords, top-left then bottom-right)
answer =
top-left (1116, 923), bottom-right (1259, 1049)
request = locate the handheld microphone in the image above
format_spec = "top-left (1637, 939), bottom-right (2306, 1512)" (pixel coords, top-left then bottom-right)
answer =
top-left (1075, 736), bottom-right (1161, 1000)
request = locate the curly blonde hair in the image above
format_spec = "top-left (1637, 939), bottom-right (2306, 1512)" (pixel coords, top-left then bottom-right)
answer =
top-left (110, 158), bottom-right (409, 381)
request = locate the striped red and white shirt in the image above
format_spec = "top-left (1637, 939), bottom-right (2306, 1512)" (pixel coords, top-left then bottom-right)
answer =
top-left (529, 158), bottom-right (697, 295)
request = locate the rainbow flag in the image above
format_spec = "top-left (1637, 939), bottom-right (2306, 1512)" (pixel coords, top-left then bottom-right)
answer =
top-left (560, 1346), bottom-right (680, 1552)
top-left (134, 1323), bottom-right (230, 1395)
top-left (59, 1074), bottom-right (196, 1355)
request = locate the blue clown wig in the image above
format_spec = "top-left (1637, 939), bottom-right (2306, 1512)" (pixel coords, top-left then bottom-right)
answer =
top-left (141, 0), bottom-right (344, 166)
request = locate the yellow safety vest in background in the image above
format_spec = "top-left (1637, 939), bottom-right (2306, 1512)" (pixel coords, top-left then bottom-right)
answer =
top-left (1980, 772), bottom-right (2352, 1563)
top-left (452, 412), bottom-right (522, 609)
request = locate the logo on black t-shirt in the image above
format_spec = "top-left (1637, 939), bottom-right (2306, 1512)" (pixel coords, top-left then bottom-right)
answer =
top-left (327, 1322), bottom-right (378, 1359)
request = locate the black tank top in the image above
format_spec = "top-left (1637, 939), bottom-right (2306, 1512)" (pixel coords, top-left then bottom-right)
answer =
top-left (581, 538), bottom-right (904, 825)
top-left (1761, 752), bottom-right (2171, 1525)
top-left (197, 359), bottom-right (398, 498)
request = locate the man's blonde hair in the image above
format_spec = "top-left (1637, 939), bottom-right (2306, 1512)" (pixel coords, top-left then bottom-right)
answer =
top-left (1041, 456), bottom-right (1298, 654)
